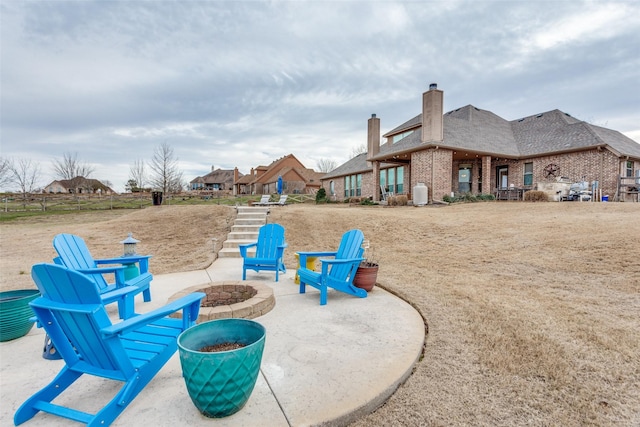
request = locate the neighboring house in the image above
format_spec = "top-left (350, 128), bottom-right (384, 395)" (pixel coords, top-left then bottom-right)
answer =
top-left (189, 167), bottom-right (239, 192)
top-left (322, 84), bottom-right (640, 202)
top-left (43, 177), bottom-right (115, 194)
top-left (234, 154), bottom-right (324, 195)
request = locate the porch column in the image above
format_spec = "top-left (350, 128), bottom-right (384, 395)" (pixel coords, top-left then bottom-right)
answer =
top-left (482, 156), bottom-right (492, 195)
top-left (372, 161), bottom-right (380, 202)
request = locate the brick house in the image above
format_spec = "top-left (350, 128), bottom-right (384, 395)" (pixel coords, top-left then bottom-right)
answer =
top-left (234, 154), bottom-right (324, 195)
top-left (321, 84), bottom-right (640, 202)
top-left (189, 167), bottom-right (239, 193)
top-left (43, 177), bottom-right (115, 194)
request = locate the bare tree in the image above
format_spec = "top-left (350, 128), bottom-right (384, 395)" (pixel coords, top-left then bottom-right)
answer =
top-left (53, 152), bottom-right (95, 179)
top-left (0, 157), bottom-right (13, 190)
top-left (349, 144), bottom-right (367, 158)
top-left (316, 158), bottom-right (337, 173)
top-left (128, 159), bottom-right (147, 192)
top-left (148, 142), bottom-right (183, 198)
top-left (9, 158), bottom-right (42, 200)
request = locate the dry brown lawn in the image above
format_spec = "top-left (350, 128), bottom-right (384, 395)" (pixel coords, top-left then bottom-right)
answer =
top-left (1, 202), bottom-right (639, 426)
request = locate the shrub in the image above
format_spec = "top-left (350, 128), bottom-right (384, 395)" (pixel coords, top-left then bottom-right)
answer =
top-left (477, 194), bottom-right (496, 201)
top-left (396, 195), bottom-right (409, 206)
top-left (315, 188), bottom-right (327, 204)
top-left (443, 193), bottom-right (495, 204)
top-left (360, 197), bottom-right (376, 206)
top-left (524, 190), bottom-right (549, 202)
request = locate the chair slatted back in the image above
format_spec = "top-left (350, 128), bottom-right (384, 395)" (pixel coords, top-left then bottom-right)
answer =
top-left (329, 229), bottom-right (364, 282)
top-left (255, 224), bottom-right (286, 259)
top-left (53, 233), bottom-right (109, 292)
top-left (31, 264), bottom-right (134, 378)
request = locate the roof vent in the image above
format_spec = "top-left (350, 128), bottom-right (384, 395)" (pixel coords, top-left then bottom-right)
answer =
top-left (429, 83), bottom-right (438, 90)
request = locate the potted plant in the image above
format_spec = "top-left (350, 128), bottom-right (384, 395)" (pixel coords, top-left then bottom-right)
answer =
top-left (177, 318), bottom-right (266, 418)
top-left (0, 289), bottom-right (40, 342)
top-left (353, 240), bottom-right (378, 292)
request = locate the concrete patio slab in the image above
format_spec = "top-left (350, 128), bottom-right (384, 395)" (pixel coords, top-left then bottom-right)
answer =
top-left (1, 257), bottom-right (424, 427)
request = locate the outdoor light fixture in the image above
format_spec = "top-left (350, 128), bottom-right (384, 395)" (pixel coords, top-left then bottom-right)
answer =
top-left (121, 232), bottom-right (140, 257)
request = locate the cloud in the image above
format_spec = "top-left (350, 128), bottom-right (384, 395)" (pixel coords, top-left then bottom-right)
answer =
top-left (1, 0), bottom-right (639, 192)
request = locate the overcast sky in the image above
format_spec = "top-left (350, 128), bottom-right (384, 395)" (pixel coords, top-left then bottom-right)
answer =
top-left (2, 0), bottom-right (639, 192)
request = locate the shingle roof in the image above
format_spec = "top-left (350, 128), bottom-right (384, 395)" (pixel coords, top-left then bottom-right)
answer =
top-left (374, 105), bottom-right (640, 159)
top-left (326, 104), bottom-right (640, 178)
top-left (190, 169), bottom-right (237, 185)
top-left (322, 153), bottom-right (369, 179)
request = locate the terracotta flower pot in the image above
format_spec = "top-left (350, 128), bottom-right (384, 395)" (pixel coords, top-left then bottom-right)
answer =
top-left (353, 262), bottom-right (378, 292)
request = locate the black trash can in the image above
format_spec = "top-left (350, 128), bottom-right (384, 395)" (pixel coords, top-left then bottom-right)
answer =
top-left (152, 191), bottom-right (163, 206)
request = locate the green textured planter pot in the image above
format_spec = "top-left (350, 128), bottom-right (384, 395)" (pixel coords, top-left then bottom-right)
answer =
top-left (0, 290), bottom-right (40, 342)
top-left (178, 319), bottom-right (266, 418)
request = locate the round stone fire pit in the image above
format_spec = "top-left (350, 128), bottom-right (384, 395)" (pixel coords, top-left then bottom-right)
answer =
top-left (168, 281), bottom-right (274, 323)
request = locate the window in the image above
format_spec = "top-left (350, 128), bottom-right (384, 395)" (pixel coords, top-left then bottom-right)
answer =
top-left (344, 174), bottom-right (362, 197)
top-left (396, 167), bottom-right (404, 193)
top-left (379, 170), bottom-right (386, 190)
top-left (627, 161), bottom-right (633, 177)
top-left (478, 166), bottom-right (483, 192)
top-left (392, 130), bottom-right (414, 144)
top-left (329, 181), bottom-right (335, 196)
top-left (380, 166), bottom-right (404, 194)
top-left (524, 162), bottom-right (533, 186)
top-left (380, 167), bottom-right (405, 194)
top-left (388, 169), bottom-right (395, 193)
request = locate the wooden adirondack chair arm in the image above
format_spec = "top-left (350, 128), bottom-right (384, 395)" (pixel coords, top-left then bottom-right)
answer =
top-left (95, 255), bottom-right (152, 264)
top-left (74, 266), bottom-right (128, 288)
top-left (238, 242), bottom-right (258, 257)
top-left (319, 257), bottom-right (365, 274)
top-left (75, 266), bottom-right (125, 274)
top-left (31, 298), bottom-right (103, 315)
top-left (100, 285), bottom-right (139, 302)
top-left (297, 251), bottom-right (338, 258)
top-left (101, 292), bottom-right (205, 338)
top-left (95, 255), bottom-right (151, 274)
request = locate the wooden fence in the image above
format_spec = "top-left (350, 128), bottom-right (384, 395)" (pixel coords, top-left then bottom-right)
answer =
top-left (0, 192), bottom-right (317, 213)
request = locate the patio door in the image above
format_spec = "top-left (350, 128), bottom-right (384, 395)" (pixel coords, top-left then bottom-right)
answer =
top-left (458, 166), bottom-right (471, 193)
top-left (497, 166), bottom-right (508, 189)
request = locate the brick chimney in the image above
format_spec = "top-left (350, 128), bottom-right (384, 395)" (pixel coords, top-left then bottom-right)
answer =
top-left (367, 113), bottom-right (380, 162)
top-left (422, 83), bottom-right (444, 143)
top-left (233, 167), bottom-right (239, 182)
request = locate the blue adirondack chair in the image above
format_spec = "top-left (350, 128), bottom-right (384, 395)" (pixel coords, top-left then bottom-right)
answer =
top-left (297, 229), bottom-right (366, 305)
top-left (53, 233), bottom-right (153, 319)
top-left (239, 223), bottom-right (288, 282)
top-left (15, 263), bottom-right (204, 427)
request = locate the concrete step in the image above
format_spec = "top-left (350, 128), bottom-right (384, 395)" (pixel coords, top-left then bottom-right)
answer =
top-left (218, 207), bottom-right (268, 259)
top-left (227, 231), bottom-right (259, 240)
top-left (234, 218), bottom-right (266, 226)
top-left (231, 225), bottom-right (262, 233)
top-left (237, 212), bottom-right (268, 219)
top-left (237, 206), bottom-right (270, 212)
top-left (218, 248), bottom-right (243, 258)
top-left (223, 239), bottom-right (258, 249)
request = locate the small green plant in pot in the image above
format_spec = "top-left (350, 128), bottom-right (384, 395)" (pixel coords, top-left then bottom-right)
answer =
top-left (177, 318), bottom-right (266, 418)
